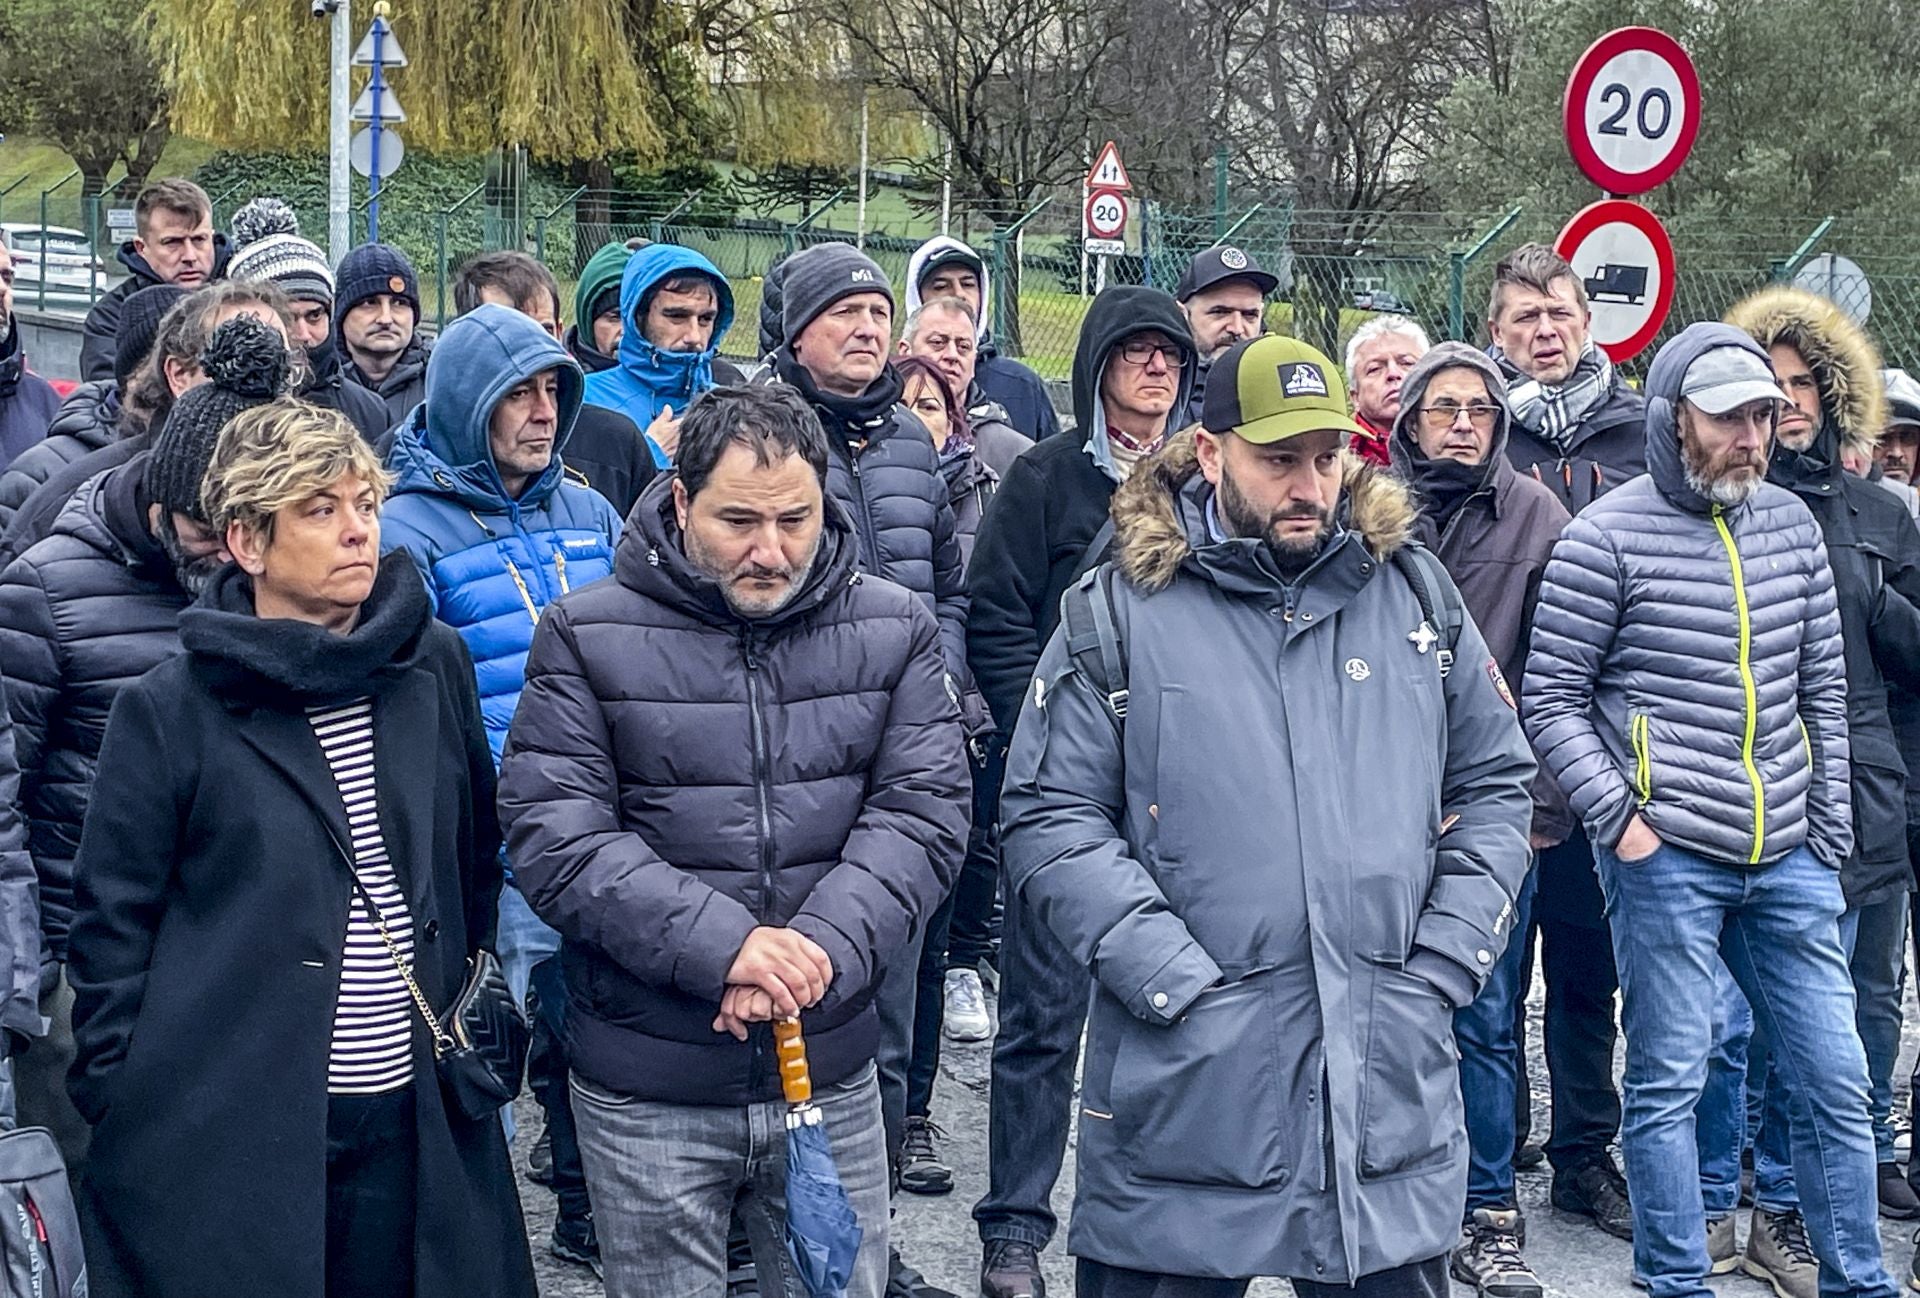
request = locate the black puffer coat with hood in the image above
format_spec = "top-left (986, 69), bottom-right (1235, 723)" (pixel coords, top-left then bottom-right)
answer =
top-left (1726, 286), bottom-right (1920, 906)
top-left (0, 380), bottom-right (122, 533)
top-left (965, 286), bottom-right (1195, 731)
top-left (498, 476), bottom-right (969, 1103)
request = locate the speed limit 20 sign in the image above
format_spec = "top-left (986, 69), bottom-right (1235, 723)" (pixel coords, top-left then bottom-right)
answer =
top-left (1084, 187), bottom-right (1129, 255)
top-left (1563, 27), bottom-right (1701, 194)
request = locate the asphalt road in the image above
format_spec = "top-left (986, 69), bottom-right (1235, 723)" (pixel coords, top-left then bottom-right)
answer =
top-left (521, 972), bottom-right (1920, 1298)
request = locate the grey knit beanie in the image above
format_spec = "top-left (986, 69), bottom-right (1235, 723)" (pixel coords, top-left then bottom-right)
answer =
top-left (228, 199), bottom-right (334, 306)
top-left (781, 243), bottom-right (894, 342)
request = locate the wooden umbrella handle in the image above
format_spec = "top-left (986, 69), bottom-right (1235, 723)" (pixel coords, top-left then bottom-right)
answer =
top-left (773, 1016), bottom-right (812, 1106)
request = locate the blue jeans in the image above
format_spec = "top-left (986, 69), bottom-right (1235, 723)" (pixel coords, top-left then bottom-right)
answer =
top-left (572, 1062), bottom-right (891, 1298)
top-left (1696, 966), bottom-right (1751, 1217)
top-left (1455, 865), bottom-right (1536, 1212)
top-left (1708, 889), bottom-right (1911, 1215)
top-left (1595, 838), bottom-right (1894, 1298)
top-left (497, 885), bottom-right (562, 1142)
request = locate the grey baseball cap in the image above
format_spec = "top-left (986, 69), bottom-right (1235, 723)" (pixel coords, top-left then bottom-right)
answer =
top-left (1682, 346), bottom-right (1788, 415)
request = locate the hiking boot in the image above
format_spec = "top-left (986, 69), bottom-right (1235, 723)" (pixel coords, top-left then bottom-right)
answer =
top-left (550, 1210), bottom-right (604, 1280)
top-left (1743, 1207), bottom-right (1818, 1298)
top-left (943, 968), bottom-right (992, 1042)
top-left (1514, 1141), bottom-right (1545, 1172)
top-left (1450, 1208), bottom-right (1543, 1298)
top-left (526, 1122), bottom-right (554, 1186)
top-left (726, 1260), bottom-right (760, 1298)
top-left (1551, 1155), bottom-right (1634, 1241)
top-left (887, 1248), bottom-right (959, 1298)
top-left (1885, 1162), bottom-right (1920, 1219)
top-left (1909, 1226), bottom-right (1920, 1292)
top-left (898, 1116), bottom-right (954, 1196)
top-left (1707, 1212), bottom-right (1738, 1273)
top-left (981, 1239), bottom-right (1045, 1298)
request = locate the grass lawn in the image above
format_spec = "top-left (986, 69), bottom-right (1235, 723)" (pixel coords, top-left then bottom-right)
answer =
top-left (0, 136), bottom-right (222, 229)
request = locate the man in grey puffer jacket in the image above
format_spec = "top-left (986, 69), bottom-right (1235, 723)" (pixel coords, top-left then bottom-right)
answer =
top-left (1525, 322), bottom-right (1894, 1298)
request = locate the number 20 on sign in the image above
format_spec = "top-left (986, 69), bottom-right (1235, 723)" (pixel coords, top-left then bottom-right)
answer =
top-left (1562, 27), bottom-right (1701, 195)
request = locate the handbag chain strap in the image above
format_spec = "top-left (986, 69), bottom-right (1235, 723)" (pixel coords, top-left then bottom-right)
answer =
top-left (344, 867), bottom-right (457, 1059)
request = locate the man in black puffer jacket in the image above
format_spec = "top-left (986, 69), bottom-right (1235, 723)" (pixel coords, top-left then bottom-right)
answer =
top-left (768, 242), bottom-right (968, 1298)
top-left (0, 315), bottom-right (290, 1174)
top-left (500, 385), bottom-right (967, 1298)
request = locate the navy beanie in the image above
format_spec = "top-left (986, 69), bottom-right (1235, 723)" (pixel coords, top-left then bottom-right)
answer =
top-left (332, 243), bottom-right (421, 333)
top-left (114, 284), bottom-right (192, 386)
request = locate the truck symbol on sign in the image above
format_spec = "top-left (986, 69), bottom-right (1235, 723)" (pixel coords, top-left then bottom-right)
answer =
top-left (1584, 263), bottom-right (1649, 305)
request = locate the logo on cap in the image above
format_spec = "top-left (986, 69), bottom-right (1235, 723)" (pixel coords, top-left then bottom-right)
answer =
top-left (1278, 362), bottom-right (1329, 399)
top-left (1219, 247), bottom-right (1249, 271)
top-left (850, 268), bottom-right (875, 284)
top-left (387, 275), bottom-right (407, 294)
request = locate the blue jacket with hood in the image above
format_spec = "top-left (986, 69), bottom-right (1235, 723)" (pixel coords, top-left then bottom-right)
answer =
top-left (381, 303), bottom-right (621, 760)
top-left (581, 244), bottom-right (736, 467)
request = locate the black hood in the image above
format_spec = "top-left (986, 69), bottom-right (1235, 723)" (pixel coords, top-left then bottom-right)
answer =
top-left (0, 321), bottom-right (23, 397)
top-left (180, 552), bottom-right (433, 709)
top-left (1068, 286), bottom-right (1196, 435)
top-left (614, 470), bottom-right (859, 633)
top-left (758, 254), bottom-right (791, 360)
top-left (564, 324), bottom-right (619, 375)
top-left (114, 233), bottom-right (233, 290)
top-left (299, 332), bottom-right (348, 393)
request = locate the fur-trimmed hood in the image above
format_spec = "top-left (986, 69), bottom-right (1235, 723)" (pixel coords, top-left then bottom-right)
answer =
top-left (1724, 285), bottom-right (1887, 459)
top-left (1110, 430), bottom-right (1418, 593)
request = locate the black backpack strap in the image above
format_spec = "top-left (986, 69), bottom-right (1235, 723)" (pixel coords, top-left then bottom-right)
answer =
top-left (1391, 544), bottom-right (1464, 678)
top-left (1060, 563), bottom-right (1128, 725)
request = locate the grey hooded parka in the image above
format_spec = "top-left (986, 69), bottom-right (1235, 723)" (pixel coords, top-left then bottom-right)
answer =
top-left (998, 435), bottom-right (1535, 1283)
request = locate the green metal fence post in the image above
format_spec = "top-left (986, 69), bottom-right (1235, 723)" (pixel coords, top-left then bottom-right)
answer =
top-left (1771, 217), bottom-right (1836, 283)
top-left (1141, 199), bottom-right (1154, 290)
top-left (433, 182), bottom-right (487, 328)
top-left (784, 189), bottom-right (849, 258)
top-left (531, 185), bottom-right (586, 266)
top-left (1447, 205), bottom-right (1524, 342)
top-left (37, 170), bottom-right (80, 313)
top-left (1210, 202), bottom-right (1265, 248)
top-left (993, 198), bottom-right (1053, 352)
top-left (651, 188), bottom-right (707, 245)
top-left (1214, 146), bottom-right (1230, 238)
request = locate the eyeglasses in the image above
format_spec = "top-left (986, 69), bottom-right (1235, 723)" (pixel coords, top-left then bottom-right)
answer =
top-left (1118, 341), bottom-right (1186, 369)
top-left (1420, 401), bottom-right (1501, 429)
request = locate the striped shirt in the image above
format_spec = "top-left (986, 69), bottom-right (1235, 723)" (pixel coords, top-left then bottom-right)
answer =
top-left (310, 699), bottom-right (416, 1095)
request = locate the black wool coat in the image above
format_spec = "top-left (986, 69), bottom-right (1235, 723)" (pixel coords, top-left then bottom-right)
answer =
top-left (66, 557), bottom-right (533, 1298)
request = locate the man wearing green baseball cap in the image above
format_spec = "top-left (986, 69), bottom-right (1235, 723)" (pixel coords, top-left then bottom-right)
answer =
top-left (996, 332), bottom-right (1536, 1298)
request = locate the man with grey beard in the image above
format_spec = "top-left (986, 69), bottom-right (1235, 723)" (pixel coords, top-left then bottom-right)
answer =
top-left (499, 384), bottom-right (968, 1298)
top-left (0, 313), bottom-right (294, 1172)
top-left (1525, 322), bottom-right (1896, 1298)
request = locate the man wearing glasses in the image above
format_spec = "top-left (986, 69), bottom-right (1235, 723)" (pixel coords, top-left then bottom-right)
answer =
top-left (1389, 343), bottom-right (1570, 1298)
top-left (966, 286), bottom-right (1196, 1298)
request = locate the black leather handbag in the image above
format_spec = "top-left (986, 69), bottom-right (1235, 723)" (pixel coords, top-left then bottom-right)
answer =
top-left (348, 872), bottom-right (530, 1121)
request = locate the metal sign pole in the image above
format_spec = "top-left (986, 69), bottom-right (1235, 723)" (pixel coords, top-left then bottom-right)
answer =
top-left (368, 19), bottom-right (385, 243)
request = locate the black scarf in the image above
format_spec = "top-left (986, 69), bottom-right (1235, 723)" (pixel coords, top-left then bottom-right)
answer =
top-left (181, 552), bottom-right (433, 708)
top-left (1402, 440), bottom-right (1493, 532)
top-left (774, 349), bottom-right (904, 440)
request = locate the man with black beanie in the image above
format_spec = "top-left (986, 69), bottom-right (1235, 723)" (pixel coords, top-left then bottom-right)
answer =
top-left (772, 239), bottom-right (971, 1298)
top-left (335, 242), bottom-right (432, 427)
top-left (0, 314), bottom-right (291, 1174)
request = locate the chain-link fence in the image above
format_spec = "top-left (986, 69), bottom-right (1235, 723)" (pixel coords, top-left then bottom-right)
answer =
top-left (9, 171), bottom-right (1920, 380)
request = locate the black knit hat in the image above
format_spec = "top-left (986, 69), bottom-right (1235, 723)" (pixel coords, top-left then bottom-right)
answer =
top-left (115, 284), bottom-right (192, 385)
top-left (331, 242), bottom-right (421, 334)
top-left (149, 316), bottom-right (291, 521)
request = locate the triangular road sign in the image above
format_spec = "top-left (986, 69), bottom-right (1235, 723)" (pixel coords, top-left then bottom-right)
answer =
top-left (1087, 141), bottom-right (1131, 192)
top-left (351, 84), bottom-right (407, 123)
top-left (352, 21), bottom-right (408, 67)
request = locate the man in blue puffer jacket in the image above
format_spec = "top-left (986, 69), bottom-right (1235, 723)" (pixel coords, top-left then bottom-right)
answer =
top-left (581, 243), bottom-right (736, 468)
top-left (381, 301), bottom-right (620, 1273)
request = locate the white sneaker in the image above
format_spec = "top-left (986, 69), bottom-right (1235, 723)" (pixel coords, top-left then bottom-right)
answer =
top-left (942, 968), bottom-right (992, 1041)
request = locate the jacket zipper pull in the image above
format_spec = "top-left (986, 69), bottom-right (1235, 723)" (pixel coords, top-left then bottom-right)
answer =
top-left (554, 549), bottom-right (571, 595)
top-left (1562, 461), bottom-right (1573, 489)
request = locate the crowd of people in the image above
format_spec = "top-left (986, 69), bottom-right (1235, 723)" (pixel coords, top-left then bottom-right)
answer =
top-left (1, 174), bottom-right (1920, 1298)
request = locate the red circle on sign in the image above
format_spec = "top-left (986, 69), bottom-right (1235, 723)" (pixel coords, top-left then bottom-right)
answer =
top-left (1553, 200), bottom-right (1677, 363)
top-left (1562, 27), bottom-right (1701, 195)
top-left (1084, 187), bottom-right (1128, 240)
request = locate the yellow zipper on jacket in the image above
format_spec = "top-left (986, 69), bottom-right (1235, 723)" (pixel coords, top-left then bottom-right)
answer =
top-left (1712, 505), bottom-right (1765, 865)
top-left (1631, 715), bottom-right (1652, 803)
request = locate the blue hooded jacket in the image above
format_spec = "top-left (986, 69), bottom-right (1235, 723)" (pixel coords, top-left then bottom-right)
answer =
top-left (581, 243), bottom-right (736, 467)
top-left (380, 303), bottom-right (621, 760)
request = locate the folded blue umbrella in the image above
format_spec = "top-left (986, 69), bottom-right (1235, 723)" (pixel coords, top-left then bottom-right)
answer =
top-left (776, 1018), bottom-right (864, 1298)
